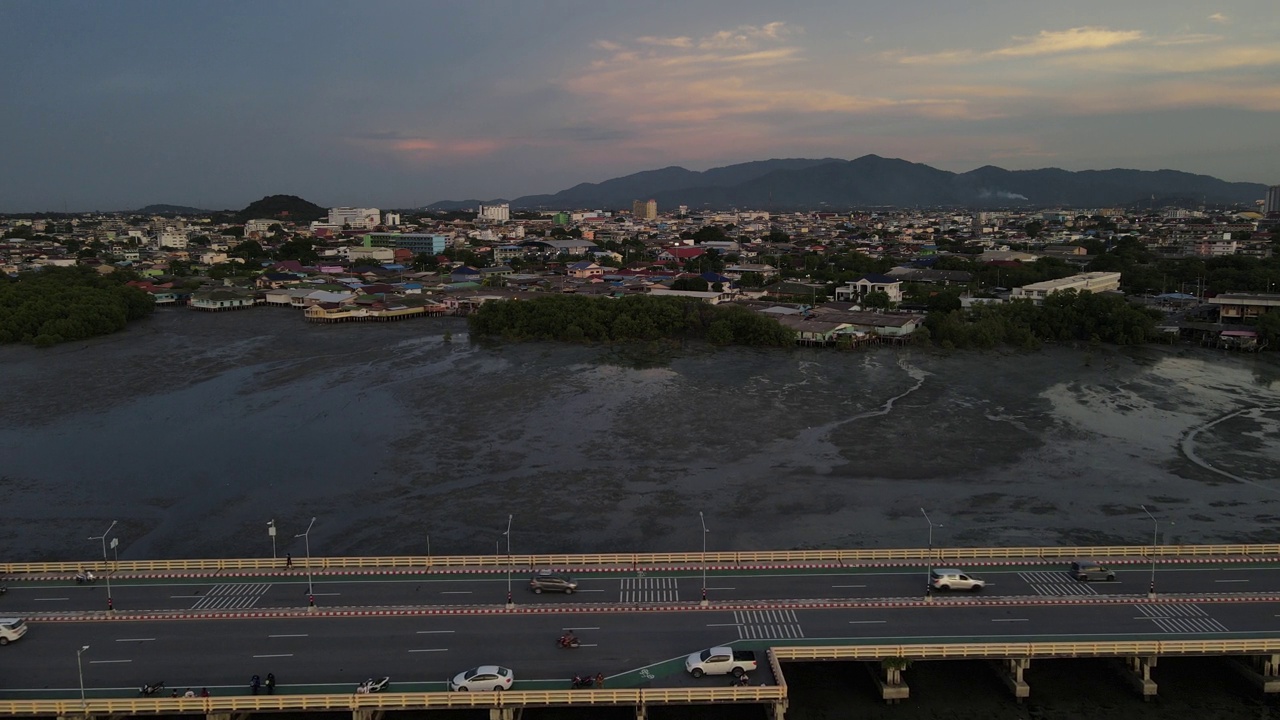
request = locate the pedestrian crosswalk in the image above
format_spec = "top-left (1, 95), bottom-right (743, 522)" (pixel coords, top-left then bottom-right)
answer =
top-left (733, 609), bottom-right (804, 640)
top-left (1134, 604), bottom-right (1230, 634)
top-left (619, 576), bottom-right (679, 603)
top-left (1018, 571), bottom-right (1099, 596)
top-left (191, 583), bottom-right (271, 610)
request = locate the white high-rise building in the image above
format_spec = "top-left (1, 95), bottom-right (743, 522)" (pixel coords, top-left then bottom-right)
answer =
top-left (1265, 185), bottom-right (1280, 215)
top-left (383, 212), bottom-right (401, 227)
top-left (327, 207), bottom-right (380, 230)
top-left (478, 203), bottom-right (510, 222)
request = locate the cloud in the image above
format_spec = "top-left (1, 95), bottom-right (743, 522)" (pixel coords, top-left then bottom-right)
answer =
top-left (351, 135), bottom-right (503, 161)
top-left (1208, 12), bottom-right (1230, 24)
top-left (1051, 44), bottom-right (1280, 74)
top-left (636, 35), bottom-right (693, 48)
top-left (990, 27), bottom-right (1145, 57)
top-left (896, 26), bottom-right (1145, 64)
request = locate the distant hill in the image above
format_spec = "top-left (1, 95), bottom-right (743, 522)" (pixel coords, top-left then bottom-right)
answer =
top-left (237, 195), bottom-right (326, 223)
top-left (424, 198), bottom-right (508, 212)
top-left (134, 204), bottom-right (207, 215)
top-left (429, 156), bottom-right (1267, 211)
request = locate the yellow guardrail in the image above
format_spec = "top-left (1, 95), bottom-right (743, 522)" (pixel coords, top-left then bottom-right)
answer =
top-left (4, 543), bottom-right (1278, 575)
top-left (773, 638), bottom-right (1280, 662)
top-left (0, 686), bottom-right (786, 716)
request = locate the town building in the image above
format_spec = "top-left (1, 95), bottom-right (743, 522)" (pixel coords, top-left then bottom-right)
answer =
top-left (834, 274), bottom-right (904, 304)
top-left (478, 203), bottom-right (510, 222)
top-left (1011, 272), bottom-right (1122, 303)
top-left (328, 207), bottom-right (380, 230)
top-left (364, 233), bottom-right (448, 256)
top-left (632, 199), bottom-right (657, 220)
top-left (1266, 185), bottom-right (1280, 215)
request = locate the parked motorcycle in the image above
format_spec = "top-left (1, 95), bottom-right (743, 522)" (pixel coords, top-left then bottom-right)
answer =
top-left (75, 570), bottom-right (97, 584)
top-left (729, 674), bottom-right (751, 687)
top-left (557, 633), bottom-right (580, 649)
top-left (139, 681), bottom-right (165, 697)
top-left (570, 674), bottom-right (595, 689)
top-left (356, 677), bottom-right (390, 694)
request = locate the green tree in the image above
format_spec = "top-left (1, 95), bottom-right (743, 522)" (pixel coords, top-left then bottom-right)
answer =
top-left (862, 290), bottom-right (892, 309)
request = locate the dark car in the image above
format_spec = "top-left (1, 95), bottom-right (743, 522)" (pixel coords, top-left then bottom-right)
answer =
top-left (528, 571), bottom-right (578, 594)
top-left (1070, 559), bottom-right (1116, 582)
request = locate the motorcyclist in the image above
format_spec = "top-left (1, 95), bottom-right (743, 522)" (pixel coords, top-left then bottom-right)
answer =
top-left (265, 673), bottom-right (276, 694)
top-left (250, 674), bottom-right (261, 695)
top-left (559, 630), bottom-right (578, 647)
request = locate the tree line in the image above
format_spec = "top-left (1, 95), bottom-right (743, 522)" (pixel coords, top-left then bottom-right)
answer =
top-left (0, 267), bottom-right (155, 347)
top-left (920, 289), bottom-right (1163, 350)
top-left (467, 294), bottom-right (794, 347)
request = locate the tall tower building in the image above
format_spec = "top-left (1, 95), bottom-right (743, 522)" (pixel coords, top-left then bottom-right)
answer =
top-left (632, 199), bottom-right (657, 220)
top-left (1265, 185), bottom-right (1280, 215)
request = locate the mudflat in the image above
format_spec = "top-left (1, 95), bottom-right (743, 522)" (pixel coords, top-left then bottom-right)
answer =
top-left (1, 309), bottom-right (1277, 561)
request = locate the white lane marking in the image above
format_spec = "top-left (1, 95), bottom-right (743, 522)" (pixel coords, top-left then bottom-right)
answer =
top-left (578, 589), bottom-right (607, 593)
top-left (848, 620), bottom-right (888, 624)
top-left (89, 660), bottom-right (132, 664)
top-left (579, 643), bottom-right (600, 648)
top-left (1137, 617), bottom-right (1172, 620)
top-left (992, 618), bottom-right (1029, 622)
top-left (563, 626), bottom-right (600, 631)
top-left (440, 591), bottom-right (473, 595)
top-left (253, 654), bottom-right (293, 658)
top-left (1214, 579), bottom-right (1250, 583)
top-left (705, 587), bottom-right (736, 590)
top-left (268, 634), bottom-right (308, 638)
top-left (169, 595), bottom-right (202, 598)
top-left (832, 584), bottom-right (867, 588)
top-left (33, 598), bottom-right (70, 601)
top-left (115, 638), bottom-right (155, 642)
top-left (416, 630), bottom-right (456, 634)
top-left (311, 592), bottom-right (341, 596)
top-left (707, 623), bottom-right (744, 627)
top-left (408, 648), bottom-right (448, 653)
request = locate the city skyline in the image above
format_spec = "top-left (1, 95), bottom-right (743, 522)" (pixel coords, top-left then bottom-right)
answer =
top-left (1, 0), bottom-right (1277, 212)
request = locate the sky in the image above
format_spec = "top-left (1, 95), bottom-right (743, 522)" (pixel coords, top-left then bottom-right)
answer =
top-left (1, 0), bottom-right (1278, 212)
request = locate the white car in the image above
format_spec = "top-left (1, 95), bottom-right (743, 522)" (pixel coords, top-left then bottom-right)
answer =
top-left (929, 568), bottom-right (986, 592)
top-left (448, 665), bottom-right (514, 692)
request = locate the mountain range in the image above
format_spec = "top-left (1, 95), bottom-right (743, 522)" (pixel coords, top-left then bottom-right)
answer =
top-left (427, 155), bottom-right (1268, 211)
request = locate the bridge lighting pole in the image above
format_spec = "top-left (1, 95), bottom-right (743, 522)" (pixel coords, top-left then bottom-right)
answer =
top-left (268, 520), bottom-right (277, 560)
top-left (699, 511), bottom-right (709, 607)
top-left (88, 521), bottom-right (116, 611)
top-left (77, 645), bottom-right (90, 714)
top-left (295, 517), bottom-right (316, 608)
top-left (921, 508), bottom-right (941, 601)
top-left (504, 515), bottom-right (513, 609)
top-left (1140, 505), bottom-right (1169, 599)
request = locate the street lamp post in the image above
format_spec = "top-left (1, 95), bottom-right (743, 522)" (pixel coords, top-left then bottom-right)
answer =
top-left (504, 515), bottom-right (513, 609)
top-left (1140, 505), bottom-right (1170, 598)
top-left (699, 511), bottom-right (709, 607)
top-left (76, 645), bottom-right (90, 713)
top-left (294, 517), bottom-right (316, 608)
top-left (268, 520), bottom-right (277, 560)
top-left (921, 508), bottom-right (941, 600)
top-left (426, 533), bottom-right (431, 568)
top-left (88, 521), bottom-right (116, 611)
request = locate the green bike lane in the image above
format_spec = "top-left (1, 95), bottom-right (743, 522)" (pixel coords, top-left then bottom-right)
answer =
top-left (6, 560), bottom-right (1280, 616)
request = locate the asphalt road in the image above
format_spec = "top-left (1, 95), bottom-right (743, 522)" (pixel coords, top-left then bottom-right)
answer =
top-left (7, 563), bottom-right (1280, 614)
top-left (6, 569), bottom-right (1280, 699)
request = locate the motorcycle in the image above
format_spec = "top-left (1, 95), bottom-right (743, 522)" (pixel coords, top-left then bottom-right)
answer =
top-left (250, 675), bottom-right (261, 695)
top-left (75, 570), bottom-right (97, 584)
top-left (729, 674), bottom-right (751, 687)
top-left (570, 674), bottom-right (595, 689)
top-left (557, 633), bottom-right (580, 649)
top-left (139, 681), bottom-right (165, 697)
top-left (356, 676), bottom-right (390, 694)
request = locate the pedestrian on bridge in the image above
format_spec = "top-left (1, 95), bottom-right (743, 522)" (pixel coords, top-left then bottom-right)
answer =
top-left (285, 553), bottom-right (293, 569)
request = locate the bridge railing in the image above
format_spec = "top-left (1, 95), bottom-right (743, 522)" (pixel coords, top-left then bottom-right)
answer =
top-left (0, 686), bottom-right (786, 716)
top-left (773, 638), bottom-right (1280, 661)
top-left (4, 543), bottom-right (1278, 575)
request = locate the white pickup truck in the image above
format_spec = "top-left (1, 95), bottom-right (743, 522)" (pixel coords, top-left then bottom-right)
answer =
top-left (685, 646), bottom-right (757, 678)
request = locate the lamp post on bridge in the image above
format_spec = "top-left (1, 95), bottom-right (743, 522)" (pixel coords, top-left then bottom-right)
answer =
top-left (921, 508), bottom-right (941, 601)
top-left (295, 517), bottom-right (316, 610)
top-left (268, 520), bottom-right (277, 560)
top-left (504, 515), bottom-right (514, 609)
top-left (699, 511), bottom-right (709, 607)
top-left (1140, 505), bottom-right (1172, 599)
top-left (88, 521), bottom-right (116, 612)
top-left (77, 645), bottom-right (90, 715)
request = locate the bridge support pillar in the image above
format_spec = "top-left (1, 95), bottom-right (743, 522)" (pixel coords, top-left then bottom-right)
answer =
top-left (770, 698), bottom-right (789, 720)
top-left (488, 708), bottom-right (515, 720)
top-left (1115, 655), bottom-right (1158, 700)
top-left (1226, 655), bottom-right (1280, 693)
top-left (867, 662), bottom-right (909, 704)
top-left (992, 658), bottom-right (1031, 702)
top-left (636, 703), bottom-right (647, 720)
top-left (352, 710), bottom-right (384, 720)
